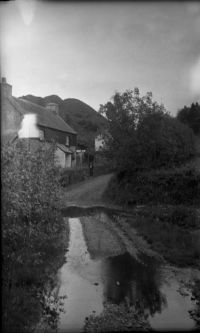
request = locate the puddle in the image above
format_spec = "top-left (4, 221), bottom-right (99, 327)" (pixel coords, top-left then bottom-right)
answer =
top-left (149, 280), bottom-right (195, 330)
top-left (55, 210), bottom-right (198, 332)
top-left (57, 218), bottom-right (104, 332)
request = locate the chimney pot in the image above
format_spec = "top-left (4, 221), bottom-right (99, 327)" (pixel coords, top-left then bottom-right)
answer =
top-left (1, 77), bottom-right (12, 97)
top-left (46, 102), bottom-right (59, 115)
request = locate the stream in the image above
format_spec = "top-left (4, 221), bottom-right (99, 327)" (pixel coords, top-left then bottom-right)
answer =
top-left (53, 208), bottom-right (199, 332)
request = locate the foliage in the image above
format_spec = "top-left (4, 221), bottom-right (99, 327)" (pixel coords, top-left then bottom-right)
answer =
top-left (177, 102), bottom-right (200, 135)
top-left (2, 140), bottom-right (67, 332)
top-left (105, 166), bottom-right (200, 206)
top-left (124, 206), bottom-right (200, 267)
top-left (99, 89), bottom-right (195, 172)
top-left (136, 112), bottom-right (195, 169)
top-left (189, 279), bottom-right (200, 327)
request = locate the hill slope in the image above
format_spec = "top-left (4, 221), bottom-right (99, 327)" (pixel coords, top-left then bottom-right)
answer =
top-left (20, 95), bottom-right (107, 148)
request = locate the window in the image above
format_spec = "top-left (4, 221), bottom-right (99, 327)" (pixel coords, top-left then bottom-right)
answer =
top-left (39, 129), bottom-right (44, 141)
top-left (66, 135), bottom-right (69, 146)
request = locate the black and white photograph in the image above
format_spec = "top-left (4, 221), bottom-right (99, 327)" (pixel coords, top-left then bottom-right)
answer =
top-left (1, 0), bottom-right (200, 332)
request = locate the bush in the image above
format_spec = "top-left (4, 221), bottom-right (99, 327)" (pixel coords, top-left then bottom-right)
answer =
top-left (2, 140), bottom-right (67, 332)
top-left (105, 166), bottom-right (200, 206)
top-left (136, 113), bottom-right (195, 169)
top-left (177, 102), bottom-right (200, 135)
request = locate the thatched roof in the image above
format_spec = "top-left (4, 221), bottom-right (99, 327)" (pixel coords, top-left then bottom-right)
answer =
top-left (4, 96), bottom-right (76, 135)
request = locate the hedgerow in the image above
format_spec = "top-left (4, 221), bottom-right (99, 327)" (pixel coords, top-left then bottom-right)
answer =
top-left (2, 140), bottom-right (67, 332)
top-left (105, 166), bottom-right (200, 206)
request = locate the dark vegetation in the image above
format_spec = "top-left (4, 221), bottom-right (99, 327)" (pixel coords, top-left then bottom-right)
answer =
top-left (120, 206), bottom-right (200, 267)
top-left (100, 88), bottom-right (199, 206)
top-left (177, 102), bottom-right (200, 135)
top-left (189, 279), bottom-right (200, 326)
top-left (106, 166), bottom-right (200, 206)
top-left (21, 94), bottom-right (108, 149)
top-left (2, 141), bottom-right (68, 332)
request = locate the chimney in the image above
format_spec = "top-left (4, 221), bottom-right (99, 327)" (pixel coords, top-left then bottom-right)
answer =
top-left (46, 102), bottom-right (59, 115)
top-left (1, 77), bottom-right (12, 98)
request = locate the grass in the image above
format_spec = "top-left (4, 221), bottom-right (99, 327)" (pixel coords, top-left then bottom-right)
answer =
top-left (124, 206), bottom-right (200, 268)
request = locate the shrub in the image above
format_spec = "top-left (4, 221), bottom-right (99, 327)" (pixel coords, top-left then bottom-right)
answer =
top-left (2, 140), bottom-right (67, 332)
top-left (105, 166), bottom-right (200, 206)
top-left (136, 113), bottom-right (195, 169)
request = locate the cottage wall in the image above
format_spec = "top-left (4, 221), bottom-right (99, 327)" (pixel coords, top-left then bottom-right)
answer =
top-left (55, 147), bottom-right (72, 168)
top-left (55, 148), bottom-right (66, 168)
top-left (95, 136), bottom-right (104, 151)
top-left (44, 127), bottom-right (76, 146)
top-left (1, 100), bottom-right (22, 138)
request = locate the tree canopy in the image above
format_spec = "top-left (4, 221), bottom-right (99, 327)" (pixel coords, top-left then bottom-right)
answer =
top-left (177, 102), bottom-right (200, 135)
top-left (99, 89), bottom-right (195, 172)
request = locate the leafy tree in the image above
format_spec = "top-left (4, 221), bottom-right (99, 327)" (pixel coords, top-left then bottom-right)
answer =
top-left (99, 88), bottom-right (194, 172)
top-left (177, 102), bottom-right (200, 135)
top-left (137, 112), bottom-right (195, 169)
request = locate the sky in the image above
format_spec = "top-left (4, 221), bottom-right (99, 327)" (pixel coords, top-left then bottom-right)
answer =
top-left (1, 0), bottom-right (200, 115)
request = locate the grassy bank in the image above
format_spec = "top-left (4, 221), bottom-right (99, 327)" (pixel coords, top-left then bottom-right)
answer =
top-left (115, 205), bottom-right (200, 268)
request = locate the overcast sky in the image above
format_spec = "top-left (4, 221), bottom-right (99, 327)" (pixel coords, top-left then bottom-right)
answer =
top-left (1, 0), bottom-right (200, 115)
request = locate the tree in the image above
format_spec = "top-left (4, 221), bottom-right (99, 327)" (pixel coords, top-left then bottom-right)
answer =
top-left (99, 88), bottom-right (195, 172)
top-left (177, 102), bottom-right (200, 135)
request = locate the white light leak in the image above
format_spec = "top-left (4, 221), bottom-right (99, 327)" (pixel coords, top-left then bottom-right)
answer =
top-left (16, 0), bottom-right (36, 26)
top-left (190, 57), bottom-right (200, 96)
top-left (18, 114), bottom-right (40, 138)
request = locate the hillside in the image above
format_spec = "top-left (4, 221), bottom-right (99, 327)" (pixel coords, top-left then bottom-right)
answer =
top-left (20, 94), bottom-right (108, 149)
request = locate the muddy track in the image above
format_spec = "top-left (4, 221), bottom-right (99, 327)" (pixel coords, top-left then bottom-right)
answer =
top-left (61, 174), bottom-right (114, 208)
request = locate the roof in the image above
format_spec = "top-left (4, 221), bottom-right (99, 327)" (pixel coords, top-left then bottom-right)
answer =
top-left (7, 96), bottom-right (76, 135)
top-left (56, 143), bottom-right (73, 153)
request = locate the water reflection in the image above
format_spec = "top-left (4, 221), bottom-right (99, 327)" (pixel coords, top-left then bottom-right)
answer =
top-left (102, 252), bottom-right (167, 317)
top-left (55, 211), bottom-right (197, 332)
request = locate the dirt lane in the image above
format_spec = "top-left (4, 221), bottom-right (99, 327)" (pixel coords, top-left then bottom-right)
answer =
top-left (61, 173), bottom-right (114, 208)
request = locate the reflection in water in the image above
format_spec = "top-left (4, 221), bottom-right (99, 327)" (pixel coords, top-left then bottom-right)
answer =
top-left (103, 252), bottom-right (167, 317)
top-left (149, 280), bottom-right (196, 331)
top-left (55, 211), bottom-right (197, 332)
top-left (57, 218), bottom-right (104, 333)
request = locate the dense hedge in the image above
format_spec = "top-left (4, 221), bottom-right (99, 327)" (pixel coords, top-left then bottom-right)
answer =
top-left (105, 166), bottom-right (200, 206)
top-left (2, 141), bottom-right (68, 332)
